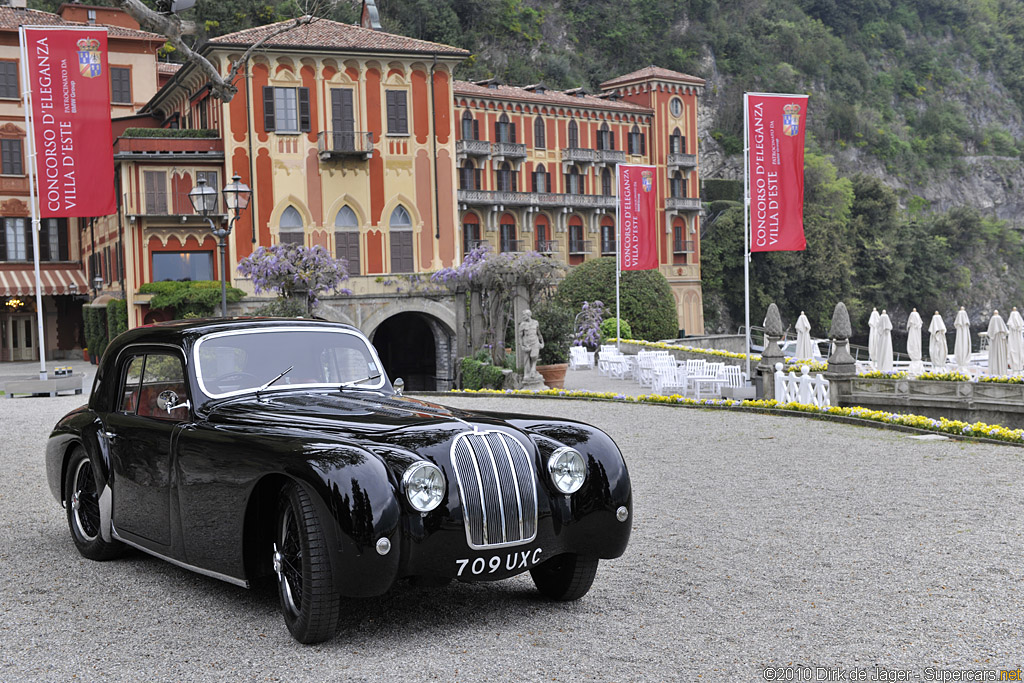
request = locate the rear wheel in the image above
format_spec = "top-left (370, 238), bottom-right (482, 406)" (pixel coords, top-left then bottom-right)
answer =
top-left (273, 482), bottom-right (341, 644)
top-left (529, 554), bottom-right (599, 601)
top-left (64, 447), bottom-right (123, 561)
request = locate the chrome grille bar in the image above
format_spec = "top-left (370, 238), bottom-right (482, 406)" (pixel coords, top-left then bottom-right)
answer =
top-left (450, 430), bottom-right (538, 549)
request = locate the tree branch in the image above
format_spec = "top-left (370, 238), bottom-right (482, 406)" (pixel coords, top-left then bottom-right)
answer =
top-left (119, 0), bottom-right (319, 102)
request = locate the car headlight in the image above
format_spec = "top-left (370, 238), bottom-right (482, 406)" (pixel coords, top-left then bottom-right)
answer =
top-left (547, 446), bottom-right (586, 494)
top-left (402, 461), bottom-right (445, 512)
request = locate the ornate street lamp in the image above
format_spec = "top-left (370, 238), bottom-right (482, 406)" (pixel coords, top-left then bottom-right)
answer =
top-left (189, 175), bottom-right (250, 317)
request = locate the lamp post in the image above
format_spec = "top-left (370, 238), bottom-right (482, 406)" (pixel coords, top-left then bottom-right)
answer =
top-left (189, 174), bottom-right (251, 317)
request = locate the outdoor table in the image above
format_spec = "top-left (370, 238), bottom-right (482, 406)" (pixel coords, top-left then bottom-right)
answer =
top-left (690, 375), bottom-right (727, 400)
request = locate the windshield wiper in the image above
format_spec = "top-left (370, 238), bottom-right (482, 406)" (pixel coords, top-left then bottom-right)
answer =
top-left (339, 371), bottom-right (382, 391)
top-left (256, 366), bottom-right (293, 401)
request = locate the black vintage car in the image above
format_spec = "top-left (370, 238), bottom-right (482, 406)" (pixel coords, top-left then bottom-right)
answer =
top-left (46, 318), bottom-right (632, 643)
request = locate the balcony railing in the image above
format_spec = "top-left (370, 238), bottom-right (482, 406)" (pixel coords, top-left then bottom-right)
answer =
top-left (561, 147), bottom-right (598, 164)
top-left (491, 141), bottom-right (527, 159)
top-left (666, 196), bottom-right (702, 211)
top-left (500, 239), bottom-right (523, 253)
top-left (464, 239), bottom-right (488, 252)
top-left (601, 240), bottom-right (617, 255)
top-left (673, 239), bottom-right (696, 254)
top-left (317, 131), bottom-right (374, 159)
top-left (568, 239), bottom-right (591, 255)
top-left (458, 189), bottom-right (616, 210)
top-left (456, 139), bottom-right (492, 157)
top-left (536, 240), bottom-right (559, 254)
top-left (598, 149), bottom-right (626, 165)
top-left (667, 152), bottom-right (697, 168)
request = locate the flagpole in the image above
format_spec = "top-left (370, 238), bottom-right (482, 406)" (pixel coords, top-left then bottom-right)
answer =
top-left (20, 27), bottom-right (46, 381)
top-left (743, 93), bottom-right (751, 383)
top-left (615, 167), bottom-right (621, 351)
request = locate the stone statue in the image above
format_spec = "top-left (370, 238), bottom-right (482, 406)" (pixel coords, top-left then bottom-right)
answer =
top-left (518, 309), bottom-right (544, 380)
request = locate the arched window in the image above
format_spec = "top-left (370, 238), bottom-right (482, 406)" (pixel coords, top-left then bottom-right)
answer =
top-left (601, 168), bottom-right (613, 197)
top-left (461, 110), bottom-right (477, 140)
top-left (532, 163), bottom-right (550, 193)
top-left (496, 161), bottom-right (517, 192)
top-left (670, 127), bottom-right (686, 154)
top-left (460, 159), bottom-right (479, 190)
top-left (672, 216), bottom-right (690, 264)
top-left (334, 205), bottom-right (360, 275)
top-left (565, 165), bottom-right (583, 195)
top-left (535, 214), bottom-right (551, 252)
top-left (280, 205), bottom-right (303, 245)
top-left (568, 120), bottom-right (579, 149)
top-left (596, 122), bottom-right (613, 150)
top-left (600, 216), bottom-right (616, 255)
top-left (568, 216), bottom-right (585, 255)
top-left (671, 171), bottom-right (687, 198)
top-left (628, 125), bottom-right (646, 155)
top-left (462, 212), bottom-right (481, 256)
top-left (495, 113), bottom-right (515, 143)
top-left (534, 116), bottom-right (546, 149)
top-left (499, 213), bottom-right (517, 253)
top-left (389, 205), bottom-right (413, 273)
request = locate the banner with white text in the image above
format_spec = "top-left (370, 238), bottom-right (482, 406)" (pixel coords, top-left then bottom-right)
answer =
top-left (617, 164), bottom-right (658, 271)
top-left (23, 27), bottom-right (115, 217)
top-left (746, 93), bottom-right (808, 252)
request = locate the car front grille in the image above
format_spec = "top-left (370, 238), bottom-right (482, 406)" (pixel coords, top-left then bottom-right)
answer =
top-left (450, 430), bottom-right (538, 549)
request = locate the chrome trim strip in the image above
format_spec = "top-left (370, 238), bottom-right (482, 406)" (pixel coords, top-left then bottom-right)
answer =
top-left (465, 436), bottom-right (489, 545)
top-left (99, 484), bottom-right (112, 543)
top-left (480, 434), bottom-right (508, 544)
top-left (111, 526), bottom-right (249, 588)
top-left (499, 435), bottom-right (526, 542)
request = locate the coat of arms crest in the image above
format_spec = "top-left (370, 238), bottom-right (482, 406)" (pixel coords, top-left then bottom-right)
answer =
top-left (783, 103), bottom-right (801, 137)
top-left (77, 38), bottom-right (102, 79)
top-left (641, 170), bottom-right (653, 192)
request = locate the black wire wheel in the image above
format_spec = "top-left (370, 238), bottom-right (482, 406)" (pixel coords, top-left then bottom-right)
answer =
top-left (64, 447), bottom-right (123, 561)
top-left (529, 553), bottom-right (599, 601)
top-left (273, 481), bottom-right (342, 644)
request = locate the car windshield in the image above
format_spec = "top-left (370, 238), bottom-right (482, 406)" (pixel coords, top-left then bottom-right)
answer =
top-left (194, 327), bottom-right (386, 398)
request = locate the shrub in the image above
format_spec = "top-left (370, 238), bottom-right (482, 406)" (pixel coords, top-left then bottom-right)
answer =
top-left (122, 128), bottom-right (219, 138)
top-left (534, 298), bottom-right (574, 365)
top-left (572, 300), bottom-right (605, 350)
top-left (460, 356), bottom-right (506, 390)
top-left (82, 305), bottom-right (108, 362)
top-left (555, 257), bottom-right (678, 341)
top-left (253, 297), bottom-right (309, 318)
top-left (600, 317), bottom-right (632, 343)
top-left (139, 280), bottom-right (245, 318)
top-left (237, 244), bottom-right (350, 313)
top-left (106, 299), bottom-right (128, 341)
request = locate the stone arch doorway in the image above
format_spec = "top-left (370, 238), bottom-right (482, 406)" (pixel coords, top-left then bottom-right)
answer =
top-left (371, 312), bottom-right (453, 391)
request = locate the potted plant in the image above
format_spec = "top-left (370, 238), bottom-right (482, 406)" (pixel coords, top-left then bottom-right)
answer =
top-left (533, 299), bottom-right (574, 388)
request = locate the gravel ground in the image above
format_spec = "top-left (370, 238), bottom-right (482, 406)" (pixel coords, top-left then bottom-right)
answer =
top-left (2, 393), bottom-right (1023, 682)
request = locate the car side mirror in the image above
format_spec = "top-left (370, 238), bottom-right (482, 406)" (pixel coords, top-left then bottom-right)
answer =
top-left (393, 378), bottom-right (404, 396)
top-left (157, 389), bottom-right (187, 415)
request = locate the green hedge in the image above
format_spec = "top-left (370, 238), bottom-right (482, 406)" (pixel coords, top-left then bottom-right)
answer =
top-left (599, 317), bottom-right (632, 343)
top-left (534, 299), bottom-right (574, 365)
top-left (461, 357), bottom-right (506, 390)
top-left (106, 299), bottom-right (128, 341)
top-left (702, 178), bottom-right (743, 203)
top-left (555, 257), bottom-right (679, 341)
top-left (139, 280), bottom-right (245, 318)
top-left (121, 128), bottom-right (219, 138)
top-left (83, 306), bottom-right (108, 363)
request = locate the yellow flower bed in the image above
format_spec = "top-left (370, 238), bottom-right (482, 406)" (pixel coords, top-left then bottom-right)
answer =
top-left (918, 370), bottom-right (972, 382)
top-left (452, 388), bottom-right (1024, 445)
top-left (978, 375), bottom-right (1024, 384)
top-left (609, 338), bottom-right (760, 361)
top-left (857, 370), bottom-right (908, 379)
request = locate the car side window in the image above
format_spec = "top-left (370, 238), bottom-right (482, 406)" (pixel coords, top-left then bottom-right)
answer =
top-left (137, 353), bottom-right (189, 422)
top-left (119, 356), bottom-right (145, 413)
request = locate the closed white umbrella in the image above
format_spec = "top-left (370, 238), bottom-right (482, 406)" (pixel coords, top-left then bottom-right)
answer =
top-left (868, 307), bottom-right (881, 369)
top-left (906, 308), bottom-right (924, 375)
top-left (1008, 307), bottom-right (1024, 373)
top-left (928, 312), bottom-right (948, 370)
top-left (795, 311), bottom-right (814, 360)
top-left (877, 310), bottom-right (894, 372)
top-left (987, 310), bottom-right (1009, 377)
top-left (954, 306), bottom-right (971, 372)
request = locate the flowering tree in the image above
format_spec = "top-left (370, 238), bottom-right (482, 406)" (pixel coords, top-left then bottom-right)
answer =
top-left (433, 246), bottom-right (565, 363)
top-left (572, 300), bottom-right (606, 350)
top-left (237, 244), bottom-right (350, 315)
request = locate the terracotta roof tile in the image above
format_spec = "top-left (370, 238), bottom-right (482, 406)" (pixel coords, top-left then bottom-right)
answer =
top-left (157, 62), bottom-right (182, 75)
top-left (0, 7), bottom-right (162, 40)
top-left (600, 66), bottom-right (705, 89)
top-left (453, 80), bottom-right (652, 114)
top-left (209, 18), bottom-right (469, 57)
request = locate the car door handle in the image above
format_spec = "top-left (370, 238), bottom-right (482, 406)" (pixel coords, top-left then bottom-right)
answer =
top-left (103, 431), bottom-right (119, 440)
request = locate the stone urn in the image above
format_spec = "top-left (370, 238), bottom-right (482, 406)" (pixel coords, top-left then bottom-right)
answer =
top-left (536, 363), bottom-right (568, 389)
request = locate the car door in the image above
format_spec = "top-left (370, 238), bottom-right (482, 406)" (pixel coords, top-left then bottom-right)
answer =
top-left (104, 349), bottom-right (191, 549)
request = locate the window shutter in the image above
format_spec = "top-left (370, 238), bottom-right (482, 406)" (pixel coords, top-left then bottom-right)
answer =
top-left (641, 133), bottom-right (646, 155)
top-left (59, 221), bottom-right (68, 261)
top-left (39, 221), bottom-right (50, 261)
top-left (24, 221), bottom-right (32, 261)
top-left (397, 92), bottom-right (408, 134)
top-left (627, 134), bottom-right (633, 155)
top-left (262, 87), bottom-right (276, 132)
top-left (473, 119), bottom-right (479, 140)
top-left (511, 122), bottom-right (517, 143)
top-left (385, 92), bottom-right (397, 133)
top-left (532, 171), bottom-right (538, 193)
top-left (494, 120), bottom-right (500, 141)
top-left (546, 172), bottom-right (552, 192)
top-left (611, 132), bottom-right (615, 150)
top-left (0, 221), bottom-right (6, 261)
top-left (298, 87), bottom-right (311, 132)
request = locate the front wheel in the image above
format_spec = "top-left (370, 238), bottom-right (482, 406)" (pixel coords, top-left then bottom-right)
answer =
top-left (64, 447), bottom-right (123, 561)
top-left (273, 482), bottom-right (341, 644)
top-left (529, 554), bottom-right (599, 601)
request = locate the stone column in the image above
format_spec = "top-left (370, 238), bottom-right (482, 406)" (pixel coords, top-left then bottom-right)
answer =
top-left (824, 301), bottom-right (857, 406)
top-left (757, 303), bottom-right (786, 400)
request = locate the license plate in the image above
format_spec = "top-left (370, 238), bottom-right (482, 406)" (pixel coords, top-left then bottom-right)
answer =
top-left (455, 548), bottom-right (542, 577)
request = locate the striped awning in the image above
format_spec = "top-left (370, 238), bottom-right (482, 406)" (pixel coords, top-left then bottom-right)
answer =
top-left (0, 267), bottom-right (89, 296)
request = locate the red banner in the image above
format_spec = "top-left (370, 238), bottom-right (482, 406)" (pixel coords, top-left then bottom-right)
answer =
top-left (23, 27), bottom-right (115, 217)
top-left (618, 164), bottom-right (658, 270)
top-left (747, 93), bottom-right (808, 252)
